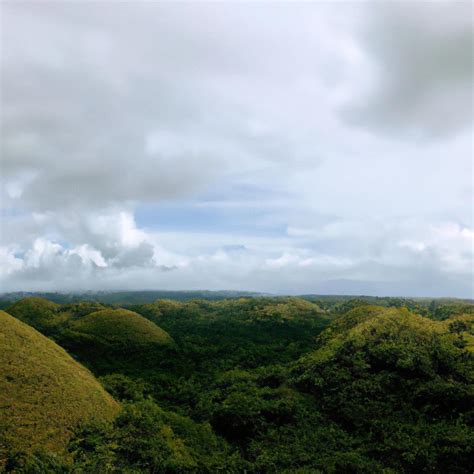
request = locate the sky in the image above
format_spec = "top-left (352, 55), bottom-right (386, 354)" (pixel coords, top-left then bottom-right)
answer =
top-left (1, 1), bottom-right (473, 297)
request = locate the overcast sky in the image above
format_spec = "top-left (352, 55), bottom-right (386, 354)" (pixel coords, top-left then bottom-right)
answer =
top-left (1, 1), bottom-right (472, 297)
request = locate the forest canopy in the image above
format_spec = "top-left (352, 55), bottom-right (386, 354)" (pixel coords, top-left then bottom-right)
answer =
top-left (0, 294), bottom-right (473, 473)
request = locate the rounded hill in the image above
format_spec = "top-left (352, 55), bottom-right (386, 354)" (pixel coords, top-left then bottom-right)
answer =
top-left (0, 310), bottom-right (120, 457)
top-left (293, 306), bottom-right (474, 418)
top-left (69, 308), bottom-right (174, 348)
top-left (6, 297), bottom-right (66, 334)
top-left (296, 306), bottom-right (458, 371)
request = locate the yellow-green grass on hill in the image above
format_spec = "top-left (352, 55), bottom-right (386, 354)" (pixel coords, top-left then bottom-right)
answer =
top-left (298, 306), bottom-right (474, 371)
top-left (6, 297), bottom-right (68, 333)
top-left (68, 308), bottom-right (174, 348)
top-left (251, 297), bottom-right (327, 323)
top-left (0, 310), bottom-right (120, 459)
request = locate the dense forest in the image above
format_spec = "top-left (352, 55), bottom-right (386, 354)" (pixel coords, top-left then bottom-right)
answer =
top-left (1, 293), bottom-right (473, 473)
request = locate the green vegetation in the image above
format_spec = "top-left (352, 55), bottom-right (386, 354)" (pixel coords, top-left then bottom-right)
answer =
top-left (1, 296), bottom-right (473, 473)
top-left (59, 301), bottom-right (107, 318)
top-left (6, 297), bottom-right (66, 334)
top-left (67, 308), bottom-right (174, 348)
top-left (69, 400), bottom-right (242, 473)
top-left (45, 309), bottom-right (175, 376)
top-left (0, 290), bottom-right (265, 306)
top-left (291, 307), bottom-right (474, 472)
top-left (0, 310), bottom-right (119, 468)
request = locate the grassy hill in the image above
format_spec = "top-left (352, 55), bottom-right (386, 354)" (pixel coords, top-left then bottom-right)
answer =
top-left (0, 310), bottom-right (120, 462)
top-left (289, 306), bottom-right (474, 471)
top-left (67, 308), bottom-right (174, 349)
top-left (6, 297), bottom-right (67, 334)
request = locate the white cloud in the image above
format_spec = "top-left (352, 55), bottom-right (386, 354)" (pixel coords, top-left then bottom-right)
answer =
top-left (72, 244), bottom-right (107, 268)
top-left (0, 2), bottom-right (472, 297)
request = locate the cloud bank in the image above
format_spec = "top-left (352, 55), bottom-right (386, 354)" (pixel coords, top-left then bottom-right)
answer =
top-left (1, 2), bottom-right (472, 297)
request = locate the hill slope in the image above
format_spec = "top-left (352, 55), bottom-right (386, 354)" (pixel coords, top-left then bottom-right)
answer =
top-left (68, 308), bottom-right (174, 348)
top-left (0, 310), bottom-right (120, 458)
top-left (6, 297), bottom-right (66, 334)
top-left (290, 306), bottom-right (474, 471)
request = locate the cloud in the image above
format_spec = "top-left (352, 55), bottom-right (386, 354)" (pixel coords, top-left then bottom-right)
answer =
top-left (0, 2), bottom-right (472, 296)
top-left (342, 2), bottom-right (473, 139)
top-left (1, 2), bottom-right (341, 213)
top-left (1, 211), bottom-right (471, 297)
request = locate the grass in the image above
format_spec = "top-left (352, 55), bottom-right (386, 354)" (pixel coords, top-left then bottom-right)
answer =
top-left (0, 310), bottom-right (120, 458)
top-left (6, 297), bottom-right (67, 333)
top-left (69, 308), bottom-right (174, 347)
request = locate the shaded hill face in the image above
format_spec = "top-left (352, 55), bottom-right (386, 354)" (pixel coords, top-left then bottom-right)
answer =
top-left (6, 297), bottom-right (66, 334)
top-left (68, 308), bottom-right (174, 349)
top-left (0, 310), bottom-right (120, 459)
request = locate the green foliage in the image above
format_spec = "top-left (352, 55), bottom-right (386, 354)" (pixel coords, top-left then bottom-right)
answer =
top-left (70, 400), bottom-right (242, 473)
top-left (195, 367), bottom-right (385, 472)
top-left (292, 306), bottom-right (474, 472)
top-left (135, 297), bottom-right (331, 371)
top-left (429, 302), bottom-right (474, 321)
top-left (198, 369), bottom-right (301, 442)
top-left (99, 374), bottom-right (149, 402)
top-left (2, 297), bottom-right (474, 473)
top-left (1, 450), bottom-right (70, 474)
top-left (60, 301), bottom-right (107, 318)
top-left (6, 297), bottom-right (65, 335)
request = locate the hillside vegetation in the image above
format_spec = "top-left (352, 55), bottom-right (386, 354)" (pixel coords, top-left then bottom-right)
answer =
top-left (67, 308), bottom-right (174, 348)
top-left (289, 307), bottom-right (474, 471)
top-left (0, 310), bottom-right (119, 466)
top-left (6, 297), bottom-right (65, 334)
top-left (1, 296), bottom-right (473, 472)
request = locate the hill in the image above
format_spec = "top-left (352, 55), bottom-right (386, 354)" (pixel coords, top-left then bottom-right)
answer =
top-left (289, 306), bottom-right (474, 471)
top-left (6, 297), bottom-right (66, 334)
top-left (67, 308), bottom-right (174, 349)
top-left (0, 310), bottom-right (120, 461)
